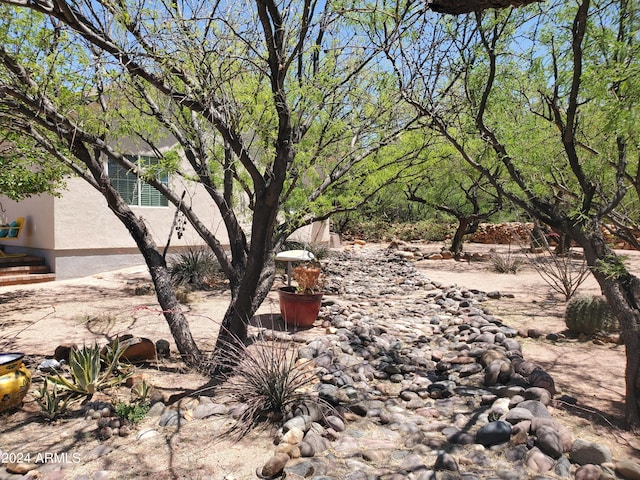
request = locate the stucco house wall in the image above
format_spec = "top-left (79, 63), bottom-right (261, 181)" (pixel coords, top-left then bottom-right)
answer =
top-left (0, 169), bottom-right (329, 279)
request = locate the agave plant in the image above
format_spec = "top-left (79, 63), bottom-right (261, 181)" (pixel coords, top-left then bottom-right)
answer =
top-left (32, 378), bottom-right (81, 421)
top-left (48, 340), bottom-right (133, 398)
top-left (131, 379), bottom-right (154, 403)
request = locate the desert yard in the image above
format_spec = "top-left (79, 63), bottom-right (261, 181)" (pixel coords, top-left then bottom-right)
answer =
top-left (1, 241), bottom-right (639, 479)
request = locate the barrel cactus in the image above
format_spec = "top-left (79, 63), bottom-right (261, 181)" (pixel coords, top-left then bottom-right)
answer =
top-left (565, 294), bottom-right (619, 334)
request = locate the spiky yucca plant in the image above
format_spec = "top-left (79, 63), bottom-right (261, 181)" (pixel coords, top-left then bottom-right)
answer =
top-left (216, 333), bottom-right (323, 440)
top-left (491, 252), bottom-right (525, 273)
top-left (169, 247), bottom-right (219, 289)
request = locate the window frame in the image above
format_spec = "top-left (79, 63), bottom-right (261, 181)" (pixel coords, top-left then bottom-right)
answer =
top-left (107, 155), bottom-right (169, 208)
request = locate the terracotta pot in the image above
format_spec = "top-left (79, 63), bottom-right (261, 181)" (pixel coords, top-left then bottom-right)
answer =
top-left (278, 287), bottom-right (323, 328)
top-left (0, 352), bottom-right (31, 413)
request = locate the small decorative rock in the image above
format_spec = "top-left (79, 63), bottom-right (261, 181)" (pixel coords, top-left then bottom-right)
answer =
top-left (98, 426), bottom-right (113, 440)
top-left (475, 421), bottom-right (512, 447)
top-left (5, 462), bottom-right (38, 474)
top-left (260, 453), bottom-right (290, 479)
top-left (434, 452), bottom-right (459, 471)
top-left (401, 454), bottom-right (427, 472)
top-left (504, 407), bottom-right (534, 424)
top-left (283, 415), bottom-right (312, 433)
top-left (575, 464), bottom-right (602, 480)
top-left (570, 439), bottom-right (612, 465)
top-left (275, 443), bottom-right (301, 458)
top-left (516, 400), bottom-right (553, 419)
top-left (525, 447), bottom-right (554, 473)
top-left (555, 455), bottom-right (572, 477)
top-left (37, 358), bottom-right (63, 372)
top-left (283, 457), bottom-right (329, 478)
top-left (325, 415), bottom-right (345, 432)
top-left (53, 343), bottom-right (76, 361)
top-left (136, 428), bottom-right (159, 441)
top-left (147, 401), bottom-right (166, 417)
top-left (282, 427), bottom-right (305, 445)
top-left (155, 339), bottom-right (170, 357)
top-left (535, 425), bottom-right (564, 459)
top-left (192, 402), bottom-right (227, 419)
top-left (303, 431), bottom-right (331, 454)
top-left (159, 409), bottom-right (181, 427)
top-left (616, 460), bottom-right (640, 480)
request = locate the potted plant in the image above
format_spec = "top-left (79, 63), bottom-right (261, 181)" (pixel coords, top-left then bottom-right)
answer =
top-left (278, 261), bottom-right (324, 328)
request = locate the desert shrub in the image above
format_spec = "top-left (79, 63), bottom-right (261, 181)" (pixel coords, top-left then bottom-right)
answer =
top-left (529, 251), bottom-right (591, 301)
top-left (174, 286), bottom-right (192, 304)
top-left (35, 341), bottom-right (133, 420)
top-left (114, 378), bottom-right (153, 423)
top-left (169, 247), bottom-right (219, 289)
top-left (47, 341), bottom-right (133, 398)
top-left (216, 333), bottom-right (324, 439)
top-left (491, 252), bottom-right (525, 274)
top-left (390, 221), bottom-right (453, 242)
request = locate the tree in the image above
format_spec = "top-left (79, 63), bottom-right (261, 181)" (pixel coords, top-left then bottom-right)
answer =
top-left (0, 0), bottom-right (427, 372)
top-left (383, 1), bottom-right (640, 429)
top-left (405, 155), bottom-right (502, 254)
top-left (0, 133), bottom-right (68, 200)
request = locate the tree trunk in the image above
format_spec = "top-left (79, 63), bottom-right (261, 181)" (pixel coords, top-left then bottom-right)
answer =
top-left (119, 211), bottom-right (205, 369)
top-left (209, 179), bottom-right (283, 372)
top-left (209, 247), bottom-right (276, 375)
top-left (145, 252), bottom-right (205, 368)
top-left (573, 226), bottom-right (640, 431)
top-left (450, 217), bottom-right (471, 254)
top-left (71, 145), bottom-right (206, 371)
top-left (554, 230), bottom-right (572, 255)
top-left (530, 220), bottom-right (549, 251)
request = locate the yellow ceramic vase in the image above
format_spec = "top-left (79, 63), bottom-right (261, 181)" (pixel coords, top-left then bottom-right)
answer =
top-left (0, 352), bottom-right (31, 413)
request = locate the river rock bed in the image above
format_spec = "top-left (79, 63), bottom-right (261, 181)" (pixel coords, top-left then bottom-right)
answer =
top-left (164, 246), bottom-right (639, 479)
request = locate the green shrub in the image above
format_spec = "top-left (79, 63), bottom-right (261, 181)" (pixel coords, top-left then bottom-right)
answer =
top-left (115, 401), bottom-right (150, 424)
top-left (33, 379), bottom-right (80, 421)
top-left (392, 221), bottom-right (453, 242)
top-left (337, 219), bottom-right (452, 242)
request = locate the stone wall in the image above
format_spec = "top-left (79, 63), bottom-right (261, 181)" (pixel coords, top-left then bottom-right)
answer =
top-left (466, 222), bottom-right (639, 250)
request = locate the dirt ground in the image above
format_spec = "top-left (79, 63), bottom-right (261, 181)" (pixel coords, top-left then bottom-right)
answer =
top-left (1, 241), bottom-right (639, 478)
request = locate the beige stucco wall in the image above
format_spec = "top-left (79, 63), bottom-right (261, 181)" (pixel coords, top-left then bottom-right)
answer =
top-left (288, 220), bottom-right (330, 245)
top-left (52, 176), bottom-right (227, 250)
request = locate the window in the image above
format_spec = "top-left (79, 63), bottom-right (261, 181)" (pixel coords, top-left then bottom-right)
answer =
top-left (108, 156), bottom-right (168, 207)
